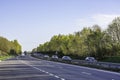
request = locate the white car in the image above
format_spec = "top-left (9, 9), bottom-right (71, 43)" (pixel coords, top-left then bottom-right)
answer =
top-left (85, 57), bottom-right (97, 62)
top-left (43, 55), bottom-right (49, 60)
top-left (21, 53), bottom-right (25, 56)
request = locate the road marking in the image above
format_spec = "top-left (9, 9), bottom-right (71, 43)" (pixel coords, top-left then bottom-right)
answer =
top-left (81, 72), bottom-right (91, 75)
top-left (51, 60), bottom-right (120, 75)
top-left (17, 58), bottom-right (66, 80)
top-left (30, 55), bottom-right (120, 76)
top-left (45, 72), bottom-right (49, 74)
top-left (42, 70), bottom-right (45, 72)
top-left (54, 75), bottom-right (60, 78)
top-left (49, 73), bottom-right (54, 76)
top-left (61, 78), bottom-right (65, 80)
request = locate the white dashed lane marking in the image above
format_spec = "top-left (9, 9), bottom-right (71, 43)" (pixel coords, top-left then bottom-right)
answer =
top-left (54, 75), bottom-right (60, 78)
top-left (61, 78), bottom-right (65, 80)
top-left (49, 73), bottom-right (54, 76)
top-left (19, 60), bottom-right (66, 80)
top-left (45, 72), bottom-right (49, 74)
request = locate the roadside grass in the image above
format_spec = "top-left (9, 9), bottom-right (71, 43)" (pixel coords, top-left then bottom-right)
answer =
top-left (101, 56), bottom-right (120, 63)
top-left (0, 55), bottom-right (13, 61)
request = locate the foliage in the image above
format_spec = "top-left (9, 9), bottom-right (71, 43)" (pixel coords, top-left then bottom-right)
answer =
top-left (101, 56), bottom-right (120, 63)
top-left (33, 17), bottom-right (120, 60)
top-left (107, 17), bottom-right (120, 56)
top-left (0, 55), bottom-right (13, 61)
top-left (0, 36), bottom-right (22, 56)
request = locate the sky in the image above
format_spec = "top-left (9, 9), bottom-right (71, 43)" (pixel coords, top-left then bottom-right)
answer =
top-left (0, 0), bottom-right (120, 51)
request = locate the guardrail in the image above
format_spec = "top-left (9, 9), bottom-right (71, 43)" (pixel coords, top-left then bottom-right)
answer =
top-left (71, 60), bottom-right (120, 69)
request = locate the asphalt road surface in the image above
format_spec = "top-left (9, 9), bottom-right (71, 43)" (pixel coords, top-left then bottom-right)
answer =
top-left (0, 55), bottom-right (120, 80)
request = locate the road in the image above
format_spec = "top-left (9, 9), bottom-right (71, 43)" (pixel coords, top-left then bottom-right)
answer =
top-left (0, 55), bottom-right (120, 80)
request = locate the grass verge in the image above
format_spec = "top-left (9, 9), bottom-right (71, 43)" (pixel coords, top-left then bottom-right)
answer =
top-left (0, 55), bottom-right (14, 61)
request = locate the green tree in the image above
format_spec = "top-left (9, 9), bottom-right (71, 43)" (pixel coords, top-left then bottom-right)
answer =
top-left (0, 37), bottom-right (11, 53)
top-left (34, 17), bottom-right (120, 59)
top-left (0, 36), bottom-right (22, 56)
top-left (13, 40), bottom-right (22, 54)
top-left (107, 17), bottom-right (120, 55)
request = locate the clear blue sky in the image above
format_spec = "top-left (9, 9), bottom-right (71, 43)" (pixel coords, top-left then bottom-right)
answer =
top-left (0, 0), bottom-right (120, 51)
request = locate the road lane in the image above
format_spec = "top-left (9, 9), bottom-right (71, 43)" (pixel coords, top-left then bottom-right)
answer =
top-left (19, 55), bottom-right (120, 80)
top-left (0, 55), bottom-right (120, 80)
top-left (0, 57), bottom-right (61, 80)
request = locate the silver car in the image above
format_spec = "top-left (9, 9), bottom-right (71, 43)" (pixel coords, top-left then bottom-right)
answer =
top-left (51, 55), bottom-right (58, 61)
top-left (62, 56), bottom-right (72, 62)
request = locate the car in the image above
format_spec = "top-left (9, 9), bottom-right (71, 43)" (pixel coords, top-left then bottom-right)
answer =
top-left (51, 55), bottom-right (58, 61)
top-left (43, 55), bottom-right (49, 60)
top-left (21, 53), bottom-right (25, 56)
top-left (85, 57), bottom-right (97, 62)
top-left (62, 56), bottom-right (72, 62)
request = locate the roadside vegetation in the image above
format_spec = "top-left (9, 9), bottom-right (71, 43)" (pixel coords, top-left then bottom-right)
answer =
top-left (101, 56), bottom-right (120, 63)
top-left (33, 17), bottom-right (120, 63)
top-left (0, 36), bottom-right (22, 61)
top-left (0, 55), bottom-right (14, 61)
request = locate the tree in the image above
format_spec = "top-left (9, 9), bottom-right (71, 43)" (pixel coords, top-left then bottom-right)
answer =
top-left (0, 37), bottom-right (11, 53)
top-left (0, 36), bottom-right (22, 56)
top-left (107, 17), bottom-right (120, 55)
top-left (107, 17), bottom-right (120, 42)
top-left (34, 17), bottom-right (120, 59)
top-left (12, 40), bottom-right (22, 55)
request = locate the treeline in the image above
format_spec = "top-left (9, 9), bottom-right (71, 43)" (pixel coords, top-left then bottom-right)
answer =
top-left (33, 17), bottom-right (120, 60)
top-left (0, 36), bottom-right (22, 56)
